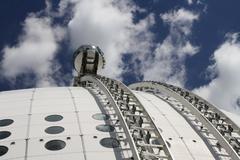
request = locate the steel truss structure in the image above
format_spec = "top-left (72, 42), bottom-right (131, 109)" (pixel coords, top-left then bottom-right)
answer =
top-left (129, 81), bottom-right (240, 160)
top-left (72, 45), bottom-right (240, 160)
top-left (74, 76), bottom-right (174, 160)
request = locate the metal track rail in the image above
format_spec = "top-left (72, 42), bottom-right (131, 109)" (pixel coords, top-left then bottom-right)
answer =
top-left (80, 75), bottom-right (140, 160)
top-left (129, 81), bottom-right (240, 160)
top-left (78, 75), bottom-right (174, 160)
top-left (97, 76), bottom-right (174, 160)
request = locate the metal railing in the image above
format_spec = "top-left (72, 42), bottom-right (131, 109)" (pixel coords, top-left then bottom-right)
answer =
top-left (75, 75), bottom-right (174, 160)
top-left (129, 81), bottom-right (240, 160)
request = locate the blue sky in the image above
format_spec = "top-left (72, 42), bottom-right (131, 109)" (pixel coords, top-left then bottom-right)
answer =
top-left (0, 0), bottom-right (240, 113)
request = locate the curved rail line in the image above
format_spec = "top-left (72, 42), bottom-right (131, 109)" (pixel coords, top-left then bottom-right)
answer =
top-left (76, 75), bottom-right (174, 160)
top-left (129, 81), bottom-right (240, 160)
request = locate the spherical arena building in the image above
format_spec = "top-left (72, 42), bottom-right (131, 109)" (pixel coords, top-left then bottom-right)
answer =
top-left (0, 45), bottom-right (240, 160)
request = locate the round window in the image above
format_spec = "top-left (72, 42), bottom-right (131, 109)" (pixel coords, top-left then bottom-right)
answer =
top-left (96, 124), bottom-right (114, 132)
top-left (100, 138), bottom-right (120, 148)
top-left (0, 146), bottom-right (8, 156)
top-left (45, 115), bottom-right (63, 122)
top-left (45, 140), bottom-right (66, 151)
top-left (92, 113), bottom-right (110, 121)
top-left (45, 126), bottom-right (65, 134)
top-left (0, 131), bottom-right (11, 140)
top-left (0, 119), bottom-right (14, 127)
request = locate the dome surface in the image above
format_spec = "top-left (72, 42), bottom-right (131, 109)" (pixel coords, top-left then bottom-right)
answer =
top-left (0, 82), bottom-right (240, 159)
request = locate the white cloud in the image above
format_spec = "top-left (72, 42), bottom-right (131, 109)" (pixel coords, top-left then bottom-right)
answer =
top-left (186, 0), bottom-right (203, 5)
top-left (187, 0), bottom-right (193, 4)
top-left (141, 8), bottom-right (199, 86)
top-left (1, 15), bottom-right (65, 87)
top-left (194, 33), bottom-right (240, 113)
top-left (1, 0), bottom-right (154, 87)
top-left (67, 0), bottom-right (154, 79)
top-left (0, 1), bottom-right (200, 89)
top-left (161, 8), bottom-right (198, 28)
top-left (45, 0), bottom-right (76, 18)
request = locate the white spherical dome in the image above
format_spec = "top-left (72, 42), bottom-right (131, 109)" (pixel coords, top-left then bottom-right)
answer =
top-left (0, 80), bottom-right (240, 160)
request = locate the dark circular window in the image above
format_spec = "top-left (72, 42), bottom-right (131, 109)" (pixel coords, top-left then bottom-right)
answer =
top-left (45, 115), bottom-right (63, 122)
top-left (45, 126), bottom-right (64, 134)
top-left (100, 138), bottom-right (120, 148)
top-left (45, 140), bottom-right (66, 151)
top-left (92, 113), bottom-right (110, 121)
top-left (0, 146), bottom-right (8, 156)
top-left (96, 124), bottom-right (114, 132)
top-left (0, 119), bottom-right (14, 127)
top-left (0, 131), bottom-right (11, 140)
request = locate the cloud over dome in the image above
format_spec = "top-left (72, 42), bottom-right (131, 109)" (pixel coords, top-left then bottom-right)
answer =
top-left (67, 0), bottom-right (155, 79)
top-left (194, 33), bottom-right (240, 112)
top-left (1, 16), bottom-right (65, 86)
top-left (141, 8), bottom-right (199, 86)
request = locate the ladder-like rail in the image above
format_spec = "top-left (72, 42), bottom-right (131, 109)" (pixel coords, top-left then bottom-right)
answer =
top-left (129, 81), bottom-right (240, 160)
top-left (80, 76), bottom-right (140, 160)
top-left (77, 75), bottom-right (174, 160)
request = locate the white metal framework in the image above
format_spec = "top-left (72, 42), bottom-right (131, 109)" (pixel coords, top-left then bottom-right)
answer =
top-left (129, 81), bottom-right (240, 160)
top-left (74, 75), bottom-right (174, 160)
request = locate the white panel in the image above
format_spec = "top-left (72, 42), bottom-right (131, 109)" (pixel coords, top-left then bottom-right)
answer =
top-left (30, 112), bottom-right (77, 125)
top-left (32, 98), bottom-right (73, 107)
top-left (134, 91), bottom-right (214, 160)
top-left (0, 100), bottom-right (31, 116)
top-left (29, 123), bottom-right (80, 138)
top-left (173, 123), bottom-right (201, 139)
top-left (0, 89), bottom-right (33, 98)
top-left (86, 152), bottom-right (119, 160)
top-left (27, 136), bottom-right (83, 157)
top-left (165, 138), bottom-right (193, 159)
top-left (35, 87), bottom-right (70, 99)
top-left (0, 115), bottom-right (28, 143)
top-left (81, 121), bottom-right (111, 135)
top-left (78, 111), bottom-right (104, 123)
top-left (74, 99), bottom-right (101, 112)
top-left (28, 153), bottom-right (85, 160)
top-left (156, 123), bottom-right (181, 139)
top-left (0, 126), bottom-right (28, 142)
top-left (69, 87), bottom-right (92, 98)
top-left (83, 134), bottom-right (119, 152)
top-left (70, 87), bottom-right (102, 112)
top-left (0, 115), bottom-right (28, 128)
top-left (31, 95), bottom-right (75, 114)
top-left (184, 139), bottom-right (214, 159)
top-left (0, 87), bottom-right (119, 160)
top-left (0, 140), bottom-right (25, 160)
top-left (31, 105), bottom-right (75, 113)
top-left (73, 93), bottom-right (97, 100)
